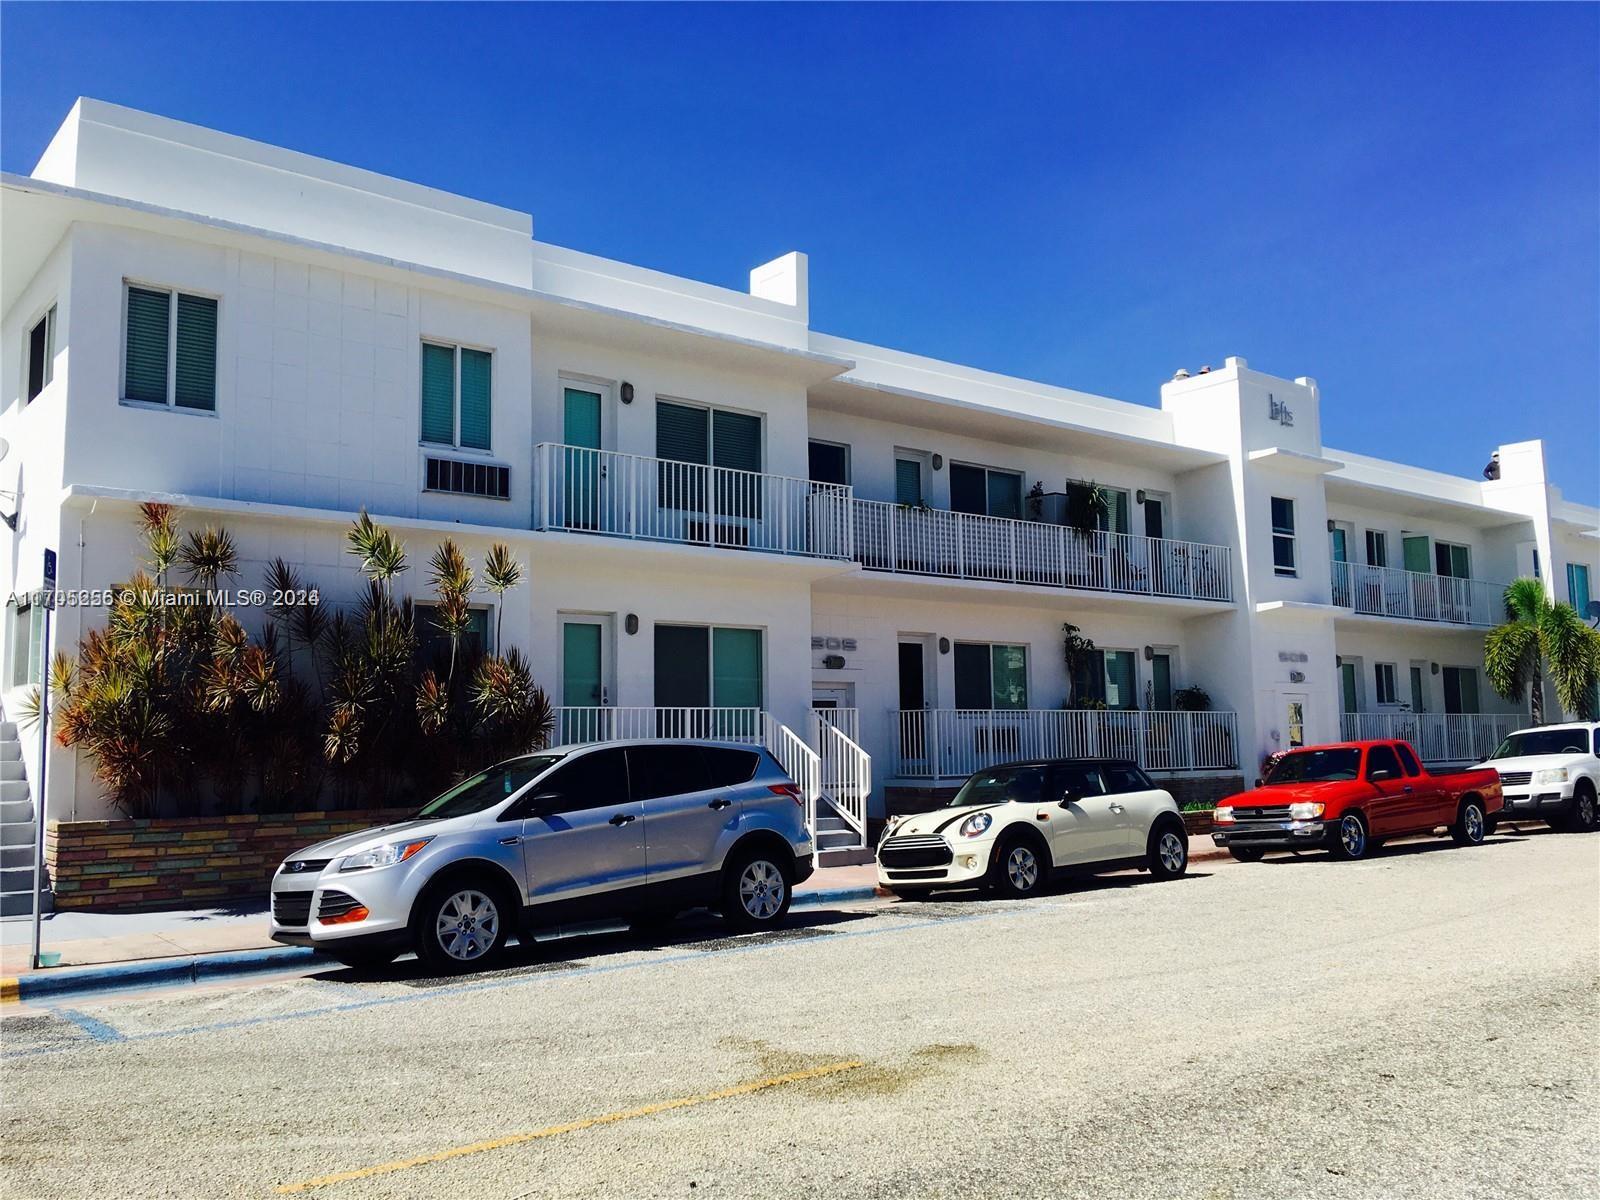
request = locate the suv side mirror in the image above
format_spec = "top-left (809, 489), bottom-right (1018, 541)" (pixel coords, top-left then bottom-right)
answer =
top-left (506, 791), bottom-right (565, 820)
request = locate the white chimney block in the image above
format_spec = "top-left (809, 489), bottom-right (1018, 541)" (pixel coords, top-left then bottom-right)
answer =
top-left (749, 251), bottom-right (809, 323)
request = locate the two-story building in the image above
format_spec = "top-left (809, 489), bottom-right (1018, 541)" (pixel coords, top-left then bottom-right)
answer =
top-left (2, 100), bottom-right (1595, 910)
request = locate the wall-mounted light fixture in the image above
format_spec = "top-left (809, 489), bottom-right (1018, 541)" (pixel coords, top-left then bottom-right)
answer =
top-left (1136, 489), bottom-right (1147, 506)
top-left (931, 454), bottom-right (943, 471)
top-left (624, 613), bottom-right (639, 635)
top-left (620, 382), bottom-right (634, 405)
top-left (1430, 662), bottom-right (1440, 675)
top-left (1326, 519), bottom-right (1337, 532)
top-left (1142, 645), bottom-right (1154, 660)
top-left (938, 637), bottom-right (950, 655)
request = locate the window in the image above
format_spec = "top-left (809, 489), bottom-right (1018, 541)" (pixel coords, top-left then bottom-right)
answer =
top-left (1374, 663), bottom-right (1399, 706)
top-left (421, 341), bottom-right (492, 450)
top-left (1339, 661), bottom-right (1359, 713)
top-left (414, 604), bottom-right (491, 668)
top-left (808, 441), bottom-right (849, 486)
top-left (1271, 497), bottom-right (1297, 576)
top-left (1442, 667), bottom-right (1480, 715)
top-left (124, 285), bottom-right (217, 411)
top-left (1395, 744), bottom-right (1422, 776)
top-left (1434, 541), bottom-right (1471, 579)
top-left (1366, 744), bottom-right (1403, 780)
top-left (1408, 665), bottom-right (1427, 713)
top-left (1055, 764), bottom-right (1109, 798)
top-left (954, 642), bottom-right (1028, 709)
top-left (1065, 481), bottom-right (1130, 533)
top-left (653, 624), bottom-right (763, 712)
top-left (26, 305), bottom-right (56, 402)
top-left (1568, 563), bottom-right (1592, 614)
top-left (1071, 649), bottom-right (1137, 711)
top-left (626, 745), bottom-right (711, 801)
top-left (950, 463), bottom-right (1023, 520)
top-left (6, 599), bottom-right (43, 689)
top-left (1364, 530), bottom-right (1388, 568)
top-left (421, 756), bottom-right (561, 820)
top-left (703, 747), bottom-right (760, 787)
top-left (894, 454), bottom-right (925, 506)
top-left (1266, 748), bottom-right (1360, 783)
top-left (657, 400), bottom-right (762, 515)
top-left (533, 748), bottom-right (630, 812)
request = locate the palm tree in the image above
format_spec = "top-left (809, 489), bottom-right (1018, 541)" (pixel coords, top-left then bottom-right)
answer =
top-left (1484, 577), bottom-right (1600, 724)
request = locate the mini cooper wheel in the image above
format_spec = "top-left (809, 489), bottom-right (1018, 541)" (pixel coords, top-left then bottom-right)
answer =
top-left (988, 837), bottom-right (1047, 898)
top-left (1228, 847), bottom-right (1265, 863)
top-left (1451, 799), bottom-right (1487, 846)
top-left (1148, 824), bottom-right (1188, 880)
top-left (722, 849), bottom-right (793, 932)
top-left (415, 879), bottom-right (509, 973)
top-left (1330, 812), bottom-right (1369, 860)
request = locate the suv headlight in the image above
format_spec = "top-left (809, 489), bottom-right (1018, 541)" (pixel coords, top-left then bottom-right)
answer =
top-left (1289, 802), bottom-right (1325, 821)
top-left (958, 812), bottom-right (993, 838)
top-left (338, 837), bottom-right (433, 872)
top-left (1534, 768), bottom-right (1570, 785)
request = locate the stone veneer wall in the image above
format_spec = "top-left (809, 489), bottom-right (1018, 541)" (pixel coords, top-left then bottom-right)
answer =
top-left (45, 808), bottom-right (413, 912)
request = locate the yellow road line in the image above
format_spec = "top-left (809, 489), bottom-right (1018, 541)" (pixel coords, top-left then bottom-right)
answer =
top-left (274, 1058), bottom-right (865, 1194)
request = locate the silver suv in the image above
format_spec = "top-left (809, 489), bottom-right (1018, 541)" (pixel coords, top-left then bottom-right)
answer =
top-left (269, 740), bottom-right (815, 971)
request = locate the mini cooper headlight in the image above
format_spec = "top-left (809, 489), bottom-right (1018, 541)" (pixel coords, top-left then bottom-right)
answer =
top-left (1534, 768), bottom-right (1570, 785)
top-left (1213, 805), bottom-right (1235, 825)
top-left (1288, 802), bottom-right (1325, 821)
top-left (958, 812), bottom-right (993, 838)
top-left (338, 837), bottom-right (433, 872)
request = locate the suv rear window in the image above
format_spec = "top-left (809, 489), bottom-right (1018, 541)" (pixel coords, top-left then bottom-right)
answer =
top-left (627, 746), bottom-right (712, 801)
top-left (703, 747), bottom-right (760, 787)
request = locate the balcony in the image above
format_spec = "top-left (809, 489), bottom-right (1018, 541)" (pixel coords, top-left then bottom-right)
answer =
top-left (853, 500), bottom-right (1233, 602)
top-left (1331, 560), bottom-right (1503, 628)
top-left (533, 444), bottom-right (853, 560)
top-left (890, 708), bottom-right (1240, 779)
top-left (1340, 711), bottom-right (1518, 764)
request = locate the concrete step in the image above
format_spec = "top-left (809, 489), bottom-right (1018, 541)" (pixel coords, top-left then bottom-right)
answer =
top-left (1, 757), bottom-right (27, 781)
top-left (817, 829), bottom-right (866, 850)
top-left (0, 822), bottom-right (35, 847)
top-left (0, 844), bottom-right (34, 866)
top-left (814, 816), bottom-right (852, 832)
top-left (0, 799), bottom-right (34, 825)
top-left (0, 741), bottom-right (21, 762)
top-left (0, 779), bottom-right (29, 804)
top-left (0, 864), bottom-right (40, 894)
top-left (1, 721), bottom-right (19, 739)
top-left (816, 847), bottom-right (876, 869)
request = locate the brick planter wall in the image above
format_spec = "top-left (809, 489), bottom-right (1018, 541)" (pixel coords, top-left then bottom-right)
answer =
top-left (45, 808), bottom-right (414, 912)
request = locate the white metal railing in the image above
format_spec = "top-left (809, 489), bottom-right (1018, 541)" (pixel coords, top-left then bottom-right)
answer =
top-left (1339, 712), bottom-right (1519, 764)
top-left (1330, 560), bottom-right (1502, 627)
top-left (891, 708), bottom-right (1240, 779)
top-left (554, 706), bottom-right (764, 745)
top-left (764, 714), bottom-right (822, 841)
top-left (811, 709), bottom-right (869, 844)
top-left (533, 443), bottom-right (853, 559)
top-left (853, 499), bottom-right (1232, 601)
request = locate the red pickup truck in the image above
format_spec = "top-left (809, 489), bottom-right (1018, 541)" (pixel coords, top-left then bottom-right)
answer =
top-left (1211, 739), bottom-right (1503, 861)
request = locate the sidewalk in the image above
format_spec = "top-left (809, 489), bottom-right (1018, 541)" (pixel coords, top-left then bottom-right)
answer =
top-left (0, 860), bottom-right (887, 977)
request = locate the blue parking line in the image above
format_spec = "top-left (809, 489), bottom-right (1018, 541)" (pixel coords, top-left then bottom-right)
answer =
top-left (55, 1007), bottom-right (126, 1043)
top-left (3, 904), bottom-right (1014, 1061)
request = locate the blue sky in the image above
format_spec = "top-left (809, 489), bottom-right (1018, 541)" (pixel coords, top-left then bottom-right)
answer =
top-left (3, 3), bottom-right (1596, 501)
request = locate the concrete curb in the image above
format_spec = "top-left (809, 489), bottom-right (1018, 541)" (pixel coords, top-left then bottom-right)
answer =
top-left (4, 945), bottom-right (316, 1004)
top-left (791, 885), bottom-right (882, 908)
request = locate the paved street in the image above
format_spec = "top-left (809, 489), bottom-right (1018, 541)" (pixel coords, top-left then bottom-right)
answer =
top-left (3, 829), bottom-right (1597, 1200)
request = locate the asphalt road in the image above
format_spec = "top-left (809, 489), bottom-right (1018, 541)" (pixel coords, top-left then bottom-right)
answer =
top-left (3, 828), bottom-right (1597, 1200)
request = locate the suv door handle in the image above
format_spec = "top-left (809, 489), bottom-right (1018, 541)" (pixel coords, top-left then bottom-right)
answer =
top-left (498, 836), bottom-right (521, 846)
top-left (707, 798), bottom-right (733, 811)
top-left (609, 813), bottom-right (636, 826)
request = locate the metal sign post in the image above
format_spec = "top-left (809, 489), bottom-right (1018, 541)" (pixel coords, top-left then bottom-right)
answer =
top-left (30, 549), bottom-right (55, 970)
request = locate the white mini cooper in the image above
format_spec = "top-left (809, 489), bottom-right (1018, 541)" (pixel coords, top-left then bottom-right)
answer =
top-left (876, 758), bottom-right (1190, 898)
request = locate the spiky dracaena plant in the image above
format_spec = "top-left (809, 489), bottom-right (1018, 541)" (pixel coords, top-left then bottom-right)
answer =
top-left (138, 502), bottom-right (181, 585)
top-left (1484, 577), bottom-right (1600, 723)
top-left (179, 526), bottom-right (239, 594)
top-left (482, 543), bottom-right (523, 652)
top-left (471, 648), bottom-right (555, 762)
top-left (426, 539), bottom-right (476, 687)
top-left (347, 508), bottom-right (409, 596)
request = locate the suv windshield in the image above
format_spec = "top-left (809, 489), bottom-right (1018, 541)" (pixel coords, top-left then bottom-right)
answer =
top-left (415, 756), bottom-right (563, 819)
top-left (1492, 729), bottom-right (1594, 759)
top-left (1264, 748), bottom-right (1361, 784)
top-left (947, 766), bottom-right (1047, 807)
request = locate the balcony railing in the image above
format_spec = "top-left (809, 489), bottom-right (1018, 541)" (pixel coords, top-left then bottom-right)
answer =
top-left (1330, 560), bottom-right (1503, 627)
top-left (533, 444), bottom-right (853, 560)
top-left (890, 708), bottom-right (1240, 779)
top-left (854, 500), bottom-right (1232, 601)
top-left (554, 705), bottom-right (765, 746)
top-left (1339, 712), bottom-right (1518, 765)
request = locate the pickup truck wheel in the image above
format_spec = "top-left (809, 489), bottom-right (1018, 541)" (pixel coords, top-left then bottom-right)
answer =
top-left (1451, 799), bottom-right (1487, 846)
top-left (1228, 847), bottom-right (1265, 863)
top-left (1566, 783), bottom-right (1597, 833)
top-left (1147, 824), bottom-right (1188, 880)
top-left (1331, 812), bottom-right (1369, 860)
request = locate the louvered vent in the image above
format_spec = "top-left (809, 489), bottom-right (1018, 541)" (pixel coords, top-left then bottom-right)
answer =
top-left (425, 457), bottom-right (510, 500)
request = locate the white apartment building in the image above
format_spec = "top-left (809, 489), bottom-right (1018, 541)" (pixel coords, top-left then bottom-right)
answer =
top-left (2, 101), bottom-right (1596, 882)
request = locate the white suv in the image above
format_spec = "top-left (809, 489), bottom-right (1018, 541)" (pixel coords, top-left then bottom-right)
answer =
top-left (1477, 722), bottom-right (1600, 832)
top-left (876, 758), bottom-right (1190, 898)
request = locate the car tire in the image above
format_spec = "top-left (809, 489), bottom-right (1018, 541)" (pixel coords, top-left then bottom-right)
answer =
top-left (1147, 821), bottom-right (1189, 880)
top-left (721, 846), bottom-right (793, 932)
top-left (987, 835), bottom-right (1048, 899)
top-left (1566, 783), bottom-right (1597, 833)
top-left (413, 875), bottom-right (512, 973)
top-left (1228, 847), bottom-right (1265, 863)
top-left (1451, 798), bottom-right (1487, 846)
top-left (323, 946), bottom-right (399, 971)
top-left (1330, 812), bottom-right (1370, 860)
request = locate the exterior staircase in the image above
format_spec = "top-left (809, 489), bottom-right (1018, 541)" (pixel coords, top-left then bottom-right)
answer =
top-left (0, 719), bottom-right (48, 918)
top-left (808, 710), bottom-right (874, 867)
